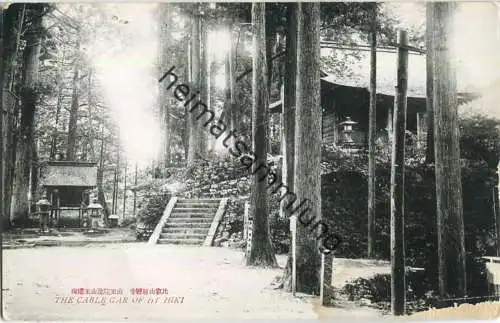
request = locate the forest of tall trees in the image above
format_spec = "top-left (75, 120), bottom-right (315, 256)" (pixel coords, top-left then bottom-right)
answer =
top-left (2, 2), bottom-right (500, 317)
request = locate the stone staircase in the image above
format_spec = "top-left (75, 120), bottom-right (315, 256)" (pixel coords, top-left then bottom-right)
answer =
top-left (148, 197), bottom-right (228, 246)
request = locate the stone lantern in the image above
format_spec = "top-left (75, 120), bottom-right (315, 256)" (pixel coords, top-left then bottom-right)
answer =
top-left (338, 117), bottom-right (358, 148)
top-left (36, 197), bottom-right (51, 232)
top-left (86, 198), bottom-right (103, 232)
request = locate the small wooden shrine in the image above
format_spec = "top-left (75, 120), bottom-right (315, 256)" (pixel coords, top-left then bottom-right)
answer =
top-left (39, 161), bottom-right (98, 227)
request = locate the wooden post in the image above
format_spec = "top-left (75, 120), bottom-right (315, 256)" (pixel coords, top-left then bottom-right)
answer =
top-left (426, 3), bottom-right (435, 163)
top-left (1, 84), bottom-right (3, 223)
top-left (416, 113), bottom-right (422, 149)
top-left (390, 30), bottom-right (408, 316)
top-left (122, 161), bottom-right (127, 219)
top-left (320, 249), bottom-right (334, 306)
top-left (290, 215), bottom-right (297, 296)
top-left (279, 83), bottom-right (285, 155)
top-left (112, 149), bottom-right (120, 214)
top-left (244, 202), bottom-right (253, 259)
top-left (133, 163), bottom-right (138, 217)
top-left (243, 202), bottom-right (250, 240)
top-left (367, 2), bottom-right (377, 258)
top-left (320, 252), bottom-right (325, 302)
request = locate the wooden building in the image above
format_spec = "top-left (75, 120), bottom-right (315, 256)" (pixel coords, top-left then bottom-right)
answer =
top-left (39, 161), bottom-right (98, 227)
top-left (270, 49), bottom-right (479, 147)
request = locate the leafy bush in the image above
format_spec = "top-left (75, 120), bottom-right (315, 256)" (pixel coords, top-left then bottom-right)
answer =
top-left (342, 274), bottom-right (391, 303)
top-left (459, 114), bottom-right (500, 167)
top-left (341, 270), bottom-right (436, 313)
top-left (135, 193), bottom-right (170, 240)
top-left (341, 256), bottom-right (490, 313)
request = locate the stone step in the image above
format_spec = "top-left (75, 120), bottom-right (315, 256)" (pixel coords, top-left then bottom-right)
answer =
top-left (159, 232), bottom-right (207, 240)
top-left (177, 198), bottom-right (221, 204)
top-left (157, 238), bottom-right (204, 245)
top-left (172, 207), bottom-right (216, 215)
top-left (164, 222), bottom-right (212, 228)
top-left (174, 203), bottom-right (220, 209)
top-left (162, 227), bottom-right (209, 234)
top-left (169, 213), bottom-right (212, 219)
top-left (167, 218), bottom-right (213, 224)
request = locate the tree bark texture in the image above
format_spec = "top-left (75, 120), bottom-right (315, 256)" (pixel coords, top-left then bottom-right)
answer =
top-left (3, 4), bottom-right (25, 223)
top-left (294, 2), bottom-right (322, 295)
top-left (265, 19), bottom-right (276, 155)
top-left (246, 2), bottom-right (277, 267)
top-left (367, 3), bottom-right (377, 259)
top-left (281, 2), bottom-right (298, 292)
top-left (158, 4), bottom-right (171, 167)
top-left (222, 27), bottom-right (234, 155)
top-left (426, 3), bottom-right (435, 164)
top-left (66, 37), bottom-right (81, 161)
top-left (10, 4), bottom-right (44, 224)
top-left (187, 15), bottom-right (202, 166)
top-left (50, 45), bottom-right (66, 159)
top-left (433, 2), bottom-right (466, 299)
top-left (97, 138), bottom-right (110, 223)
top-left (199, 17), bottom-right (209, 156)
top-left (390, 30), bottom-right (408, 316)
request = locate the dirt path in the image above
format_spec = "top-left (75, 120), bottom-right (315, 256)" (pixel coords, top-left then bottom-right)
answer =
top-left (2, 244), bottom-right (384, 320)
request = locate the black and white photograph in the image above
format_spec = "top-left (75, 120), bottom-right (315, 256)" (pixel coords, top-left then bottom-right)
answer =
top-left (2, 1), bottom-right (500, 320)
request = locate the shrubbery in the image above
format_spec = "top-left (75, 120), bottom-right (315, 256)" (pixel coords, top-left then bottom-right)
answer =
top-left (324, 114), bottom-right (500, 310)
top-left (135, 193), bottom-right (171, 240)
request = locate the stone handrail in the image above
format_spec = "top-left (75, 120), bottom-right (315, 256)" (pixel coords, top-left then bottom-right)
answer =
top-left (203, 198), bottom-right (228, 247)
top-left (147, 197), bottom-right (178, 245)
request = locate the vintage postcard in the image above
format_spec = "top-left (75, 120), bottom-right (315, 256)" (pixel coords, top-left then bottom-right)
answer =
top-left (2, 1), bottom-right (500, 321)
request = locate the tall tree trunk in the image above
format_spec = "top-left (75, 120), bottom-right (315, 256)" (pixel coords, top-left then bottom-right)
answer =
top-left (281, 2), bottom-right (298, 292)
top-left (222, 22), bottom-right (235, 155)
top-left (229, 27), bottom-right (238, 137)
top-left (245, 2), bottom-right (277, 267)
top-left (10, 4), bottom-right (44, 225)
top-left (66, 37), bottom-right (81, 161)
top-left (97, 137), bottom-right (110, 224)
top-left (199, 17), bottom-right (209, 156)
top-left (82, 68), bottom-right (93, 160)
top-left (122, 161), bottom-right (127, 218)
top-left (426, 3), bottom-right (435, 164)
top-left (1, 8), bottom-right (4, 221)
top-left (3, 4), bottom-right (25, 224)
top-left (367, 3), bottom-right (377, 259)
top-left (29, 139), bottom-right (38, 212)
top-left (164, 98), bottom-right (171, 165)
top-left (265, 19), bottom-right (276, 155)
top-left (50, 45), bottom-right (66, 160)
top-left (113, 149), bottom-right (120, 215)
top-left (184, 49), bottom-right (190, 160)
top-left (133, 163), bottom-right (138, 216)
top-left (433, 2), bottom-right (466, 298)
top-left (187, 13), bottom-right (202, 166)
top-left (158, 3), bottom-right (171, 168)
top-left (294, 2), bottom-right (322, 294)
top-left (390, 30), bottom-right (408, 316)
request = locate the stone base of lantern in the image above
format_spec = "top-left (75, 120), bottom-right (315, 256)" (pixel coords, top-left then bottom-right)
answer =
top-left (39, 213), bottom-right (50, 231)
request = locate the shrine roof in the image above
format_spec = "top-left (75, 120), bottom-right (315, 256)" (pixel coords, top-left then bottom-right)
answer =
top-left (40, 161), bottom-right (98, 187)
